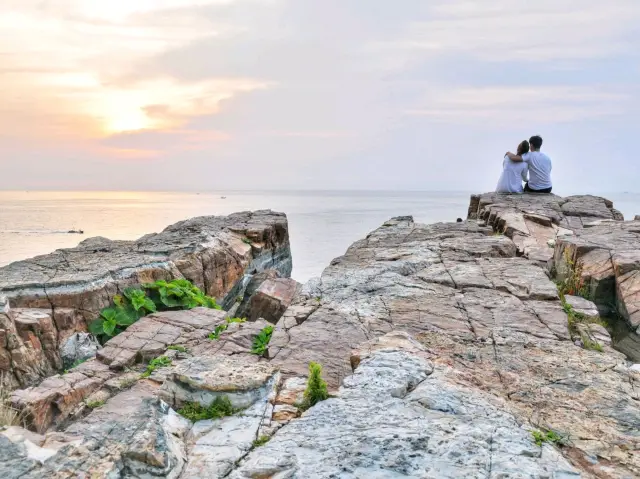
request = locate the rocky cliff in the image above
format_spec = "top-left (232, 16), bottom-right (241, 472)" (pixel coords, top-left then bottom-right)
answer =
top-left (1, 196), bottom-right (639, 479)
top-left (0, 211), bottom-right (292, 388)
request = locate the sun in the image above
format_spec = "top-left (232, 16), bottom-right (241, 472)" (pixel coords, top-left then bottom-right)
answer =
top-left (106, 110), bottom-right (149, 133)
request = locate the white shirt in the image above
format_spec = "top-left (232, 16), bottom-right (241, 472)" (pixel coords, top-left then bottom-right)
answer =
top-left (496, 155), bottom-right (528, 193)
top-left (522, 151), bottom-right (552, 190)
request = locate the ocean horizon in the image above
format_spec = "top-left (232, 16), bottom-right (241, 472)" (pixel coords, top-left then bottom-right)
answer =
top-left (2, 190), bottom-right (639, 283)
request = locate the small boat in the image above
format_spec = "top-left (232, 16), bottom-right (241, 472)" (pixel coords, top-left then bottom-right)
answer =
top-left (220, 196), bottom-right (227, 199)
top-left (68, 229), bottom-right (84, 234)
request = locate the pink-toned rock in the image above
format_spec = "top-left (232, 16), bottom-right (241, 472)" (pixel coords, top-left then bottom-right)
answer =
top-left (98, 308), bottom-right (226, 369)
top-left (11, 359), bottom-right (116, 433)
top-left (0, 211), bottom-right (292, 387)
top-left (236, 271), bottom-right (300, 324)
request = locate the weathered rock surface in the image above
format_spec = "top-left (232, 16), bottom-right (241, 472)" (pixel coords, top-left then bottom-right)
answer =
top-left (5, 195), bottom-right (640, 478)
top-left (59, 332), bottom-right (100, 369)
top-left (554, 220), bottom-right (640, 333)
top-left (233, 342), bottom-right (580, 479)
top-left (0, 211), bottom-right (292, 388)
top-left (235, 269), bottom-right (301, 323)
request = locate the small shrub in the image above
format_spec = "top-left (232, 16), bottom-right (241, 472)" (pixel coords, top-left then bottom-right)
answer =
top-left (242, 238), bottom-right (253, 245)
top-left (252, 436), bottom-right (270, 448)
top-left (178, 396), bottom-right (236, 422)
top-left (557, 250), bottom-right (589, 299)
top-left (141, 356), bottom-right (172, 378)
top-left (86, 399), bottom-right (106, 409)
top-left (89, 280), bottom-right (221, 343)
top-left (251, 326), bottom-right (274, 355)
top-left (300, 362), bottom-right (329, 410)
top-left (167, 345), bottom-right (188, 353)
top-left (532, 429), bottom-right (564, 447)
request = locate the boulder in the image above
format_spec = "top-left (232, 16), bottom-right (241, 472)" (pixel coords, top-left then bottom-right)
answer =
top-left (235, 270), bottom-right (300, 323)
top-left (59, 333), bottom-right (100, 369)
top-left (0, 211), bottom-right (292, 388)
top-left (564, 295), bottom-right (600, 319)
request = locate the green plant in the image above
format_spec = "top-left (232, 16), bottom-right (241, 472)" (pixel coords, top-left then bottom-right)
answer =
top-left (252, 436), bottom-right (270, 448)
top-left (251, 326), bottom-right (274, 355)
top-left (531, 429), bottom-right (564, 447)
top-left (208, 317), bottom-right (247, 340)
top-left (86, 399), bottom-right (106, 409)
top-left (141, 356), bottom-right (172, 378)
top-left (557, 250), bottom-right (590, 299)
top-left (167, 345), bottom-right (188, 353)
top-left (581, 334), bottom-right (604, 352)
top-left (300, 362), bottom-right (329, 410)
top-left (89, 280), bottom-right (220, 343)
top-left (178, 396), bottom-right (236, 422)
top-left (242, 238), bottom-right (253, 245)
top-left (63, 357), bottom-right (89, 374)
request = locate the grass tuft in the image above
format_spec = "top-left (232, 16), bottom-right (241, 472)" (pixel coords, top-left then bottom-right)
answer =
top-left (252, 435), bottom-right (271, 448)
top-left (178, 396), bottom-right (236, 422)
top-left (532, 429), bottom-right (564, 447)
top-left (141, 356), bottom-right (172, 378)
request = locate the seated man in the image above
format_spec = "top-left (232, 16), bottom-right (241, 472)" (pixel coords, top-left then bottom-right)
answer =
top-left (496, 140), bottom-right (530, 193)
top-left (506, 135), bottom-right (552, 193)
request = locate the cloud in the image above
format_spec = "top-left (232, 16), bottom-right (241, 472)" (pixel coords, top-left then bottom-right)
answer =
top-left (1, 0), bottom-right (640, 192)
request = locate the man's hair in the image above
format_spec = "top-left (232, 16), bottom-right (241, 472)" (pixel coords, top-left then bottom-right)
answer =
top-left (529, 135), bottom-right (543, 150)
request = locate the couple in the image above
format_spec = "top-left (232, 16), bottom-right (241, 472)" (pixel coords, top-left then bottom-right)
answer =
top-left (496, 135), bottom-right (552, 194)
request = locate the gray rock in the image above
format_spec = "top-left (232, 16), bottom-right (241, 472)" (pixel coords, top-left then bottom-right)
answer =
top-left (231, 347), bottom-right (579, 479)
top-left (59, 332), bottom-right (101, 369)
top-left (564, 295), bottom-right (600, 319)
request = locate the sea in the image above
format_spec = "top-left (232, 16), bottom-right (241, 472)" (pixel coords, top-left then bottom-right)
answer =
top-left (1, 190), bottom-right (639, 283)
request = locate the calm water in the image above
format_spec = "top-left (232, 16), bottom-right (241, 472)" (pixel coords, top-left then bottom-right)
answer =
top-left (1, 191), bottom-right (639, 282)
top-left (0, 191), bottom-right (474, 282)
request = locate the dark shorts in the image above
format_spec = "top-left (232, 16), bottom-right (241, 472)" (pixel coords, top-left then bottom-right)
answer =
top-left (524, 183), bottom-right (552, 194)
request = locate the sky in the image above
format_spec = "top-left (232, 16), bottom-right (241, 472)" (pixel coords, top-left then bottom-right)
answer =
top-left (1, 0), bottom-right (639, 193)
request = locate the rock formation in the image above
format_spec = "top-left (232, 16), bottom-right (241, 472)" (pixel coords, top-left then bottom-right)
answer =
top-left (1, 196), bottom-right (639, 479)
top-left (0, 211), bottom-right (291, 388)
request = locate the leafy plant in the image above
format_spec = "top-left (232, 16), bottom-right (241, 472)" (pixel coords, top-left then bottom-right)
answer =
top-left (531, 429), bottom-right (564, 447)
top-left (89, 280), bottom-right (221, 343)
top-left (167, 345), bottom-right (188, 353)
top-left (144, 279), bottom-right (221, 310)
top-left (252, 436), bottom-right (270, 448)
top-left (300, 362), bottom-right (329, 410)
top-left (178, 396), bottom-right (236, 422)
top-left (242, 238), bottom-right (253, 245)
top-left (251, 326), bottom-right (274, 355)
top-left (141, 356), bottom-right (172, 378)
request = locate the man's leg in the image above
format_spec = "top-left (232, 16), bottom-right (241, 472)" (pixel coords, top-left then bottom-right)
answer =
top-left (525, 185), bottom-right (552, 194)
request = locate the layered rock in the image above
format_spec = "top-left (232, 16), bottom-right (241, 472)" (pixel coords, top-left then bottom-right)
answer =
top-left (4, 196), bottom-right (640, 478)
top-left (0, 211), bottom-right (292, 388)
top-left (553, 220), bottom-right (640, 332)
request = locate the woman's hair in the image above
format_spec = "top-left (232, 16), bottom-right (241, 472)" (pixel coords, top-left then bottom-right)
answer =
top-left (516, 140), bottom-right (530, 156)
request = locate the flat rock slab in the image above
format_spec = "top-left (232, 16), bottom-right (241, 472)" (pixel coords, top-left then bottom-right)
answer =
top-left (98, 308), bottom-right (227, 369)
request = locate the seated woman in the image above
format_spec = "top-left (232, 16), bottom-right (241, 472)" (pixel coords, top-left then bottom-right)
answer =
top-left (496, 140), bottom-right (529, 193)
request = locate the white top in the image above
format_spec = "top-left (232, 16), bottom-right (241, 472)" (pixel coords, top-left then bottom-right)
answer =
top-left (522, 151), bottom-right (552, 190)
top-left (496, 155), bottom-right (528, 193)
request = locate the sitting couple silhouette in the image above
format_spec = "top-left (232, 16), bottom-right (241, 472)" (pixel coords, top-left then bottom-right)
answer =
top-left (496, 135), bottom-right (552, 194)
